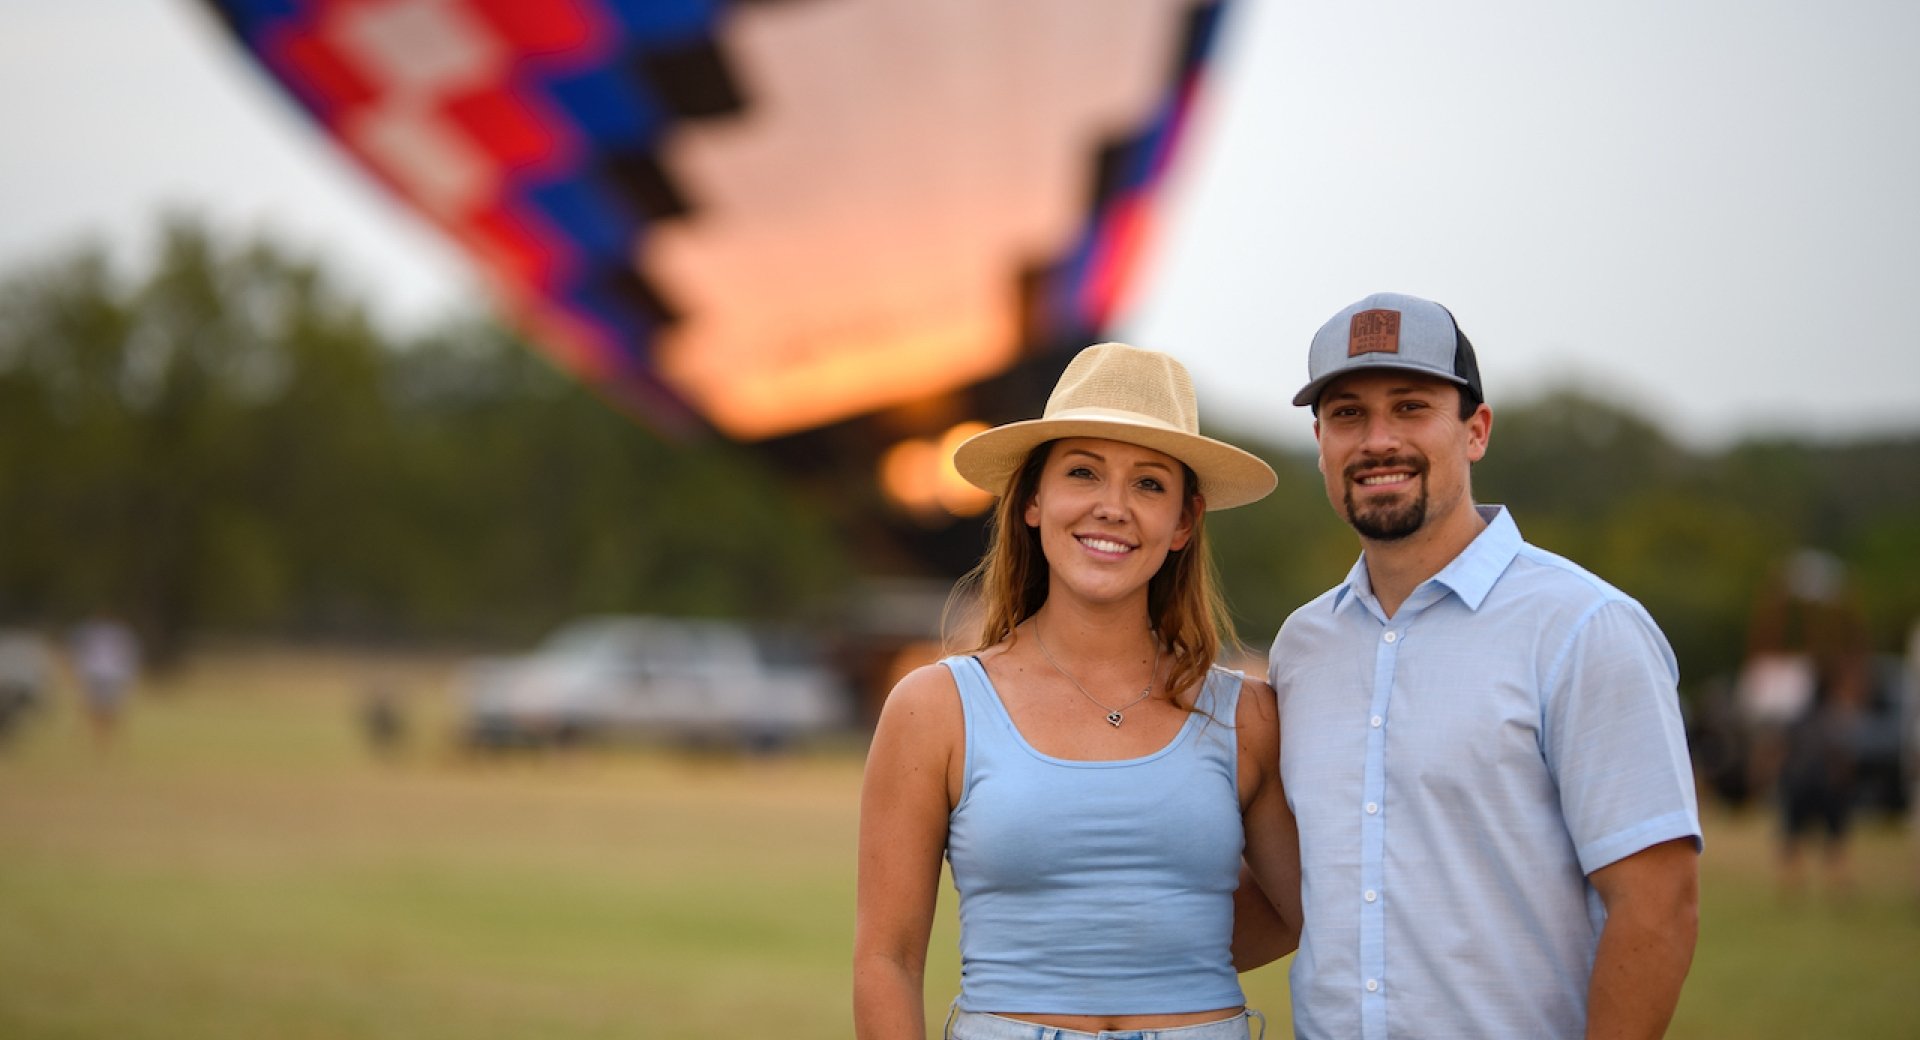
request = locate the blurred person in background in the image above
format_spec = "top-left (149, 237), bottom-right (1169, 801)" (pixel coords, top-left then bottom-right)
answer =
top-left (360, 681), bottom-right (408, 761)
top-left (1244, 293), bottom-right (1701, 1039)
top-left (1774, 653), bottom-right (1866, 895)
top-left (0, 628), bottom-right (54, 744)
top-left (854, 343), bottom-right (1300, 1040)
top-left (68, 612), bottom-right (141, 754)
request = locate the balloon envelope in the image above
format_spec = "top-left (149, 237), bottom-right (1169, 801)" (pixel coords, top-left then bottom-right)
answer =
top-left (200, 0), bottom-right (1230, 440)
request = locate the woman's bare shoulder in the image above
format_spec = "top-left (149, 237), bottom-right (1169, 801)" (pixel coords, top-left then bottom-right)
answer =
top-left (874, 658), bottom-right (968, 729)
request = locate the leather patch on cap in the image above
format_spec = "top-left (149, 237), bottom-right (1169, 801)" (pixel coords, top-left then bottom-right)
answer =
top-left (1348, 309), bottom-right (1401, 356)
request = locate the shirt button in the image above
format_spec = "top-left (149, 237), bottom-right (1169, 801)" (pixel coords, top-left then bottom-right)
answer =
top-left (1366, 978), bottom-right (1380, 993)
top-left (1365, 802), bottom-right (1379, 815)
top-left (1370, 715), bottom-right (1383, 728)
top-left (1383, 631), bottom-right (1398, 644)
top-left (1364, 890), bottom-right (1378, 903)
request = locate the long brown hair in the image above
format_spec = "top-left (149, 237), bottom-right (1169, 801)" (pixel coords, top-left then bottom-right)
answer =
top-left (947, 440), bottom-right (1241, 706)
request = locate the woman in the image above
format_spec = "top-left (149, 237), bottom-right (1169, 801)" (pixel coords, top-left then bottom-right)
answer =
top-left (854, 343), bottom-right (1302, 1040)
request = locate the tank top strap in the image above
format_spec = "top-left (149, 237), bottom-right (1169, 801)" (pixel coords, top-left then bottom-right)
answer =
top-left (942, 653), bottom-right (992, 700)
top-left (1186, 666), bottom-right (1246, 772)
top-left (1194, 664), bottom-right (1245, 719)
top-left (941, 654), bottom-right (1002, 731)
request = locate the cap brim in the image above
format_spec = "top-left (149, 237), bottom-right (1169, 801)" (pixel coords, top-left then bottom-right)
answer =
top-left (1292, 360), bottom-right (1470, 407)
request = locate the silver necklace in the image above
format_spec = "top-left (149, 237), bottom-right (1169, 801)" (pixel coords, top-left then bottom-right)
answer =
top-left (1031, 622), bottom-right (1160, 728)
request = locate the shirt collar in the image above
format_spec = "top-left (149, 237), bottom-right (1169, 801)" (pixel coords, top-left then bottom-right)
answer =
top-left (1430, 505), bottom-right (1520, 611)
top-left (1329, 554), bottom-right (1372, 614)
top-left (1328, 505), bottom-right (1520, 615)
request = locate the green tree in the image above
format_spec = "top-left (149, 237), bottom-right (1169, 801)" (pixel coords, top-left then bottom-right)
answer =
top-left (0, 220), bottom-right (382, 659)
top-left (0, 218), bottom-right (854, 657)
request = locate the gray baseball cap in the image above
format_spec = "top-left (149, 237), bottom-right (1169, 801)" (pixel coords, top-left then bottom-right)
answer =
top-left (1293, 292), bottom-right (1484, 409)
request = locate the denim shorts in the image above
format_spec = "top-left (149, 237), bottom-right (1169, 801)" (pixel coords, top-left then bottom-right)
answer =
top-left (944, 1006), bottom-right (1265, 1040)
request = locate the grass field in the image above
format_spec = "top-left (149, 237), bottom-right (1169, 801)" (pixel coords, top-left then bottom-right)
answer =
top-left (1, 647), bottom-right (1916, 1038)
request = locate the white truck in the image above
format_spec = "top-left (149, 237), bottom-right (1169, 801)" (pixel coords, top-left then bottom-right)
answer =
top-left (460, 615), bottom-right (851, 751)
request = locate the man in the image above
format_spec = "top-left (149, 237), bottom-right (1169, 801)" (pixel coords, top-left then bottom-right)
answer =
top-left (1254, 292), bottom-right (1701, 1039)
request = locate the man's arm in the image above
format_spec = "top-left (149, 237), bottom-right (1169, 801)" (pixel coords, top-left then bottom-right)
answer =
top-left (1585, 837), bottom-right (1699, 1040)
top-left (1231, 865), bottom-right (1296, 971)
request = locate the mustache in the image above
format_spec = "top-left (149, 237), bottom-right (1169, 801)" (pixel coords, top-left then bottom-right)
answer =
top-left (1343, 455), bottom-right (1428, 482)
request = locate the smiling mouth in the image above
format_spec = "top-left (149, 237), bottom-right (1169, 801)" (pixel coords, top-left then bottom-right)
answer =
top-left (1347, 455), bottom-right (1426, 490)
top-left (1077, 535), bottom-right (1134, 554)
top-left (1356, 472), bottom-right (1413, 486)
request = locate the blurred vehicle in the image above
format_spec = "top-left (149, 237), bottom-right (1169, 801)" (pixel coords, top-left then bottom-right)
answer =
top-left (0, 629), bottom-right (54, 742)
top-left (461, 616), bottom-right (852, 751)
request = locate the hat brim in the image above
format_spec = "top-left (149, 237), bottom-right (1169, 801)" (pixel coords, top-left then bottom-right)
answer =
top-left (1292, 358), bottom-right (1470, 407)
top-left (952, 412), bottom-right (1277, 510)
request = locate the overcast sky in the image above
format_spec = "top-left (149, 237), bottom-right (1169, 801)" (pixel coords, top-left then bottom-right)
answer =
top-left (4, 0), bottom-right (1916, 453)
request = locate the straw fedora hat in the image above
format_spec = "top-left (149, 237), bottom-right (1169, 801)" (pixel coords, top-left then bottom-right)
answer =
top-left (952, 342), bottom-right (1277, 510)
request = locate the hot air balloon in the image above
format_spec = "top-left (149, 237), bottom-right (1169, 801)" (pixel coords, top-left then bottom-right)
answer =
top-left (198, 0), bottom-right (1232, 563)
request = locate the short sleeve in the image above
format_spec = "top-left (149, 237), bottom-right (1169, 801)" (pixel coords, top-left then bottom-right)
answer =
top-left (1542, 599), bottom-right (1703, 874)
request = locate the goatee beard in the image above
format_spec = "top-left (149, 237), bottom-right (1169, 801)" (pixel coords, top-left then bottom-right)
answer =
top-left (1343, 457), bottom-right (1428, 541)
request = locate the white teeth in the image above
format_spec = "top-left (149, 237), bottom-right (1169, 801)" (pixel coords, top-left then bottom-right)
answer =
top-left (1359, 473), bottom-right (1410, 486)
top-left (1080, 536), bottom-right (1131, 553)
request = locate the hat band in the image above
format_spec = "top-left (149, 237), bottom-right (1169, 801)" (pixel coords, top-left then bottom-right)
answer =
top-left (1041, 406), bottom-right (1195, 436)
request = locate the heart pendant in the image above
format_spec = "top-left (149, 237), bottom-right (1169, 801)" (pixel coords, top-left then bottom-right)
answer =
top-left (1106, 711), bottom-right (1124, 727)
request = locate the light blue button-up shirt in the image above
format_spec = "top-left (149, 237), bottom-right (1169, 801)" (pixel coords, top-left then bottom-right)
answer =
top-left (1269, 506), bottom-right (1701, 1040)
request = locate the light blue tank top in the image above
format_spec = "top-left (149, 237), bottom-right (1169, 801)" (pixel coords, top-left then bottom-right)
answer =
top-left (943, 654), bottom-right (1246, 1015)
